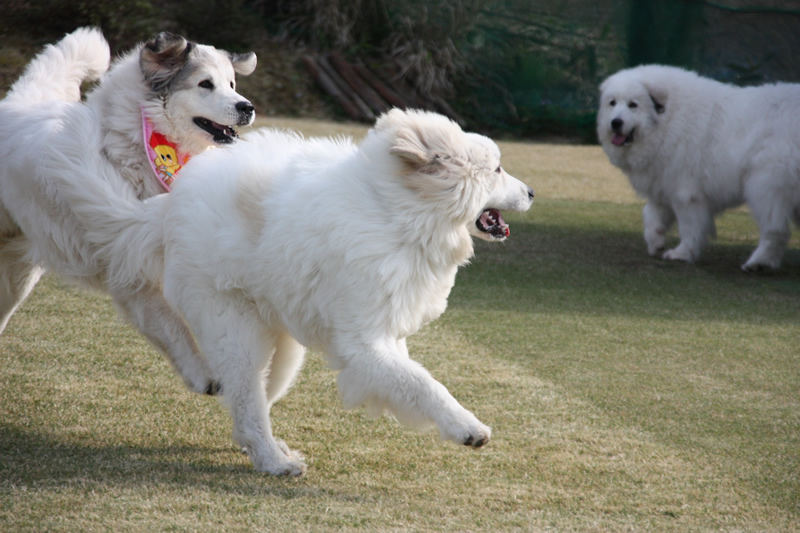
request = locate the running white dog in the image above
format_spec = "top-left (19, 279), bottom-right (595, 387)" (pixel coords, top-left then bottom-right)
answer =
top-left (0, 28), bottom-right (256, 393)
top-left (51, 109), bottom-right (535, 475)
top-left (597, 65), bottom-right (800, 271)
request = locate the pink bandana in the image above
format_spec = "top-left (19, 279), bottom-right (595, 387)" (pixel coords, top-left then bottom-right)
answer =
top-left (142, 107), bottom-right (190, 191)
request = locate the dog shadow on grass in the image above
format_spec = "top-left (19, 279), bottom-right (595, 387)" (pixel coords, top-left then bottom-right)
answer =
top-left (460, 220), bottom-right (800, 323)
top-left (0, 423), bottom-right (360, 501)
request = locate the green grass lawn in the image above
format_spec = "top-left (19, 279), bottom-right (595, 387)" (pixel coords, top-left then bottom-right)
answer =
top-left (2, 119), bottom-right (799, 531)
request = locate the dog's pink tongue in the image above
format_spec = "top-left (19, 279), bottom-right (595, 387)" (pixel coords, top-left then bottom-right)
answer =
top-left (611, 133), bottom-right (627, 146)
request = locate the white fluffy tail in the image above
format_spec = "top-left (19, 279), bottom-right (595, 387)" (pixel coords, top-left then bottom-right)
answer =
top-left (66, 175), bottom-right (167, 290)
top-left (82, 192), bottom-right (168, 291)
top-left (5, 27), bottom-right (110, 105)
top-left (42, 107), bottom-right (167, 289)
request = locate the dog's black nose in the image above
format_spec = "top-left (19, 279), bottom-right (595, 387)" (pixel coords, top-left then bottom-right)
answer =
top-left (237, 101), bottom-right (255, 115)
top-left (236, 101), bottom-right (255, 125)
top-left (236, 100), bottom-right (256, 118)
top-left (611, 118), bottom-right (623, 132)
top-left (237, 101), bottom-right (254, 112)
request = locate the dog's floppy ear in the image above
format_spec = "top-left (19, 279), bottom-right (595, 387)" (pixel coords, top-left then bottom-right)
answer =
top-left (230, 52), bottom-right (257, 76)
top-left (642, 81), bottom-right (667, 114)
top-left (381, 109), bottom-right (440, 170)
top-left (649, 93), bottom-right (666, 114)
top-left (140, 32), bottom-right (193, 92)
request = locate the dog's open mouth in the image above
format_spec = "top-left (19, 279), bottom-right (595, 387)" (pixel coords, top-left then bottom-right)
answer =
top-left (611, 128), bottom-right (634, 147)
top-left (194, 117), bottom-right (238, 144)
top-left (475, 208), bottom-right (510, 240)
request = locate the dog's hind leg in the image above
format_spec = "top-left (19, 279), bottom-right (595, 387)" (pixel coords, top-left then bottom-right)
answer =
top-left (176, 294), bottom-right (306, 476)
top-left (163, 266), bottom-right (306, 473)
top-left (110, 283), bottom-right (219, 395)
top-left (742, 183), bottom-right (793, 272)
top-left (743, 224), bottom-right (790, 272)
top-left (0, 236), bottom-right (45, 335)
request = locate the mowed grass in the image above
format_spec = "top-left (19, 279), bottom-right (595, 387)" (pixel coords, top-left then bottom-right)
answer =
top-left (2, 117), bottom-right (799, 532)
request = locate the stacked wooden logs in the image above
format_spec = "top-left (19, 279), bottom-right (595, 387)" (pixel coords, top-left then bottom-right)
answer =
top-left (303, 51), bottom-right (465, 126)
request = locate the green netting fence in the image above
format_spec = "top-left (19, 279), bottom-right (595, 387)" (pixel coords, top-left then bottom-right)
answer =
top-left (458, 0), bottom-right (800, 140)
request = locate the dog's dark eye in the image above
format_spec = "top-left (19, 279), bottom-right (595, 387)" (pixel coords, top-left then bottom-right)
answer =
top-left (199, 80), bottom-right (214, 90)
top-left (230, 81), bottom-right (235, 89)
top-left (610, 99), bottom-right (616, 106)
top-left (495, 166), bottom-right (502, 174)
top-left (629, 102), bottom-right (638, 109)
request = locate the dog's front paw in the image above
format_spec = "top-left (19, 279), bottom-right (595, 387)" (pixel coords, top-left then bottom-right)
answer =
top-left (463, 429), bottom-right (491, 448)
top-left (645, 231), bottom-right (666, 256)
top-left (442, 417), bottom-right (492, 449)
top-left (662, 246), bottom-right (695, 262)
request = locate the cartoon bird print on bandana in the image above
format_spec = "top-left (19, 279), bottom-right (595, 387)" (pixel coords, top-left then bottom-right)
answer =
top-left (151, 135), bottom-right (182, 187)
top-left (142, 108), bottom-right (191, 191)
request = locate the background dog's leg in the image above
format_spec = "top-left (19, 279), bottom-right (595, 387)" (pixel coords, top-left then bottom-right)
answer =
top-left (742, 186), bottom-right (792, 272)
top-left (743, 225), bottom-right (790, 272)
top-left (0, 238), bottom-right (45, 335)
top-left (335, 339), bottom-right (492, 448)
top-left (642, 201), bottom-right (675, 256)
top-left (110, 283), bottom-right (218, 395)
top-left (662, 198), bottom-right (714, 262)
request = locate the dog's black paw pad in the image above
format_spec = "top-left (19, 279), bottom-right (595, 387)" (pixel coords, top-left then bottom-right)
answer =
top-left (463, 435), bottom-right (488, 448)
top-left (205, 381), bottom-right (222, 396)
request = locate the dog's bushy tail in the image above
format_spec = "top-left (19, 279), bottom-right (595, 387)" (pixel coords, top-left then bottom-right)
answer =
top-left (43, 108), bottom-right (166, 290)
top-left (78, 190), bottom-right (168, 291)
top-left (5, 27), bottom-right (110, 105)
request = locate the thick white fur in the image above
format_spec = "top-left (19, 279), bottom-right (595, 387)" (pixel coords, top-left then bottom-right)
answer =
top-left (0, 28), bottom-right (256, 394)
top-left (597, 65), bottom-right (800, 271)
top-left (51, 108), bottom-right (534, 475)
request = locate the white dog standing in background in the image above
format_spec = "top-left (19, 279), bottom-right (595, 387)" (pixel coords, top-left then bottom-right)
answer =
top-left (597, 64), bottom-right (800, 271)
top-left (51, 108), bottom-right (535, 476)
top-left (0, 28), bottom-right (256, 394)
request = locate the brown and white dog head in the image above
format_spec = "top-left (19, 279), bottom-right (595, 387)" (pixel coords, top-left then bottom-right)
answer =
top-left (140, 32), bottom-right (257, 154)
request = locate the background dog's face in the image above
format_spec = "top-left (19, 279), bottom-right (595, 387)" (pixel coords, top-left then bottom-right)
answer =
top-left (140, 32), bottom-right (257, 148)
top-left (382, 109), bottom-right (534, 241)
top-left (597, 74), bottom-right (666, 153)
